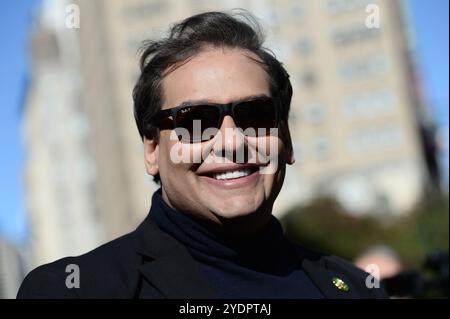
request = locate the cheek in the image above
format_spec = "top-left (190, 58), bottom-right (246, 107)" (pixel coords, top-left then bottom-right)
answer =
top-left (158, 135), bottom-right (204, 173)
top-left (157, 135), bottom-right (182, 178)
top-left (240, 135), bottom-right (286, 193)
top-left (247, 135), bottom-right (286, 175)
top-left (258, 135), bottom-right (288, 191)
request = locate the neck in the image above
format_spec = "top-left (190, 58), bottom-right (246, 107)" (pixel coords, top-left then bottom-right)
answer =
top-left (214, 208), bottom-right (273, 239)
top-left (150, 189), bottom-right (287, 263)
top-left (161, 188), bottom-right (273, 239)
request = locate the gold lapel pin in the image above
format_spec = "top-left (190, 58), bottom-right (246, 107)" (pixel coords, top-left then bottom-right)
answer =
top-left (332, 277), bottom-right (350, 292)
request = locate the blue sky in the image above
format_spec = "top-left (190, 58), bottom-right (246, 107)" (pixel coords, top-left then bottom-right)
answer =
top-left (0, 0), bottom-right (38, 244)
top-left (409, 0), bottom-right (449, 190)
top-left (410, 0), bottom-right (449, 107)
top-left (0, 0), bottom-right (449, 245)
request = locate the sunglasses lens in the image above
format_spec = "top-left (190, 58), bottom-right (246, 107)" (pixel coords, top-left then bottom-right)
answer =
top-left (234, 99), bottom-right (277, 136)
top-left (175, 105), bottom-right (220, 142)
top-left (171, 98), bottom-right (277, 143)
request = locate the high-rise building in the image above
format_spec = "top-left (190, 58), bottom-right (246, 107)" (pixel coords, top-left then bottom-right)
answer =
top-left (263, 0), bottom-right (436, 215)
top-left (23, 0), bottom-right (101, 269)
top-left (0, 239), bottom-right (25, 298)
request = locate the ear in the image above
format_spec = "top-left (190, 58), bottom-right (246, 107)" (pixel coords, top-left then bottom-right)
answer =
top-left (143, 137), bottom-right (159, 176)
top-left (281, 122), bottom-right (295, 165)
top-left (287, 144), bottom-right (295, 165)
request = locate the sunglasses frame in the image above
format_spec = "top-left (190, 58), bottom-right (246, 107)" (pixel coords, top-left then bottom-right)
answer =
top-left (151, 96), bottom-right (279, 142)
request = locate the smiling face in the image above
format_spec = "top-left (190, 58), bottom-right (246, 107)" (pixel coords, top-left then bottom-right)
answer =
top-left (144, 47), bottom-right (294, 236)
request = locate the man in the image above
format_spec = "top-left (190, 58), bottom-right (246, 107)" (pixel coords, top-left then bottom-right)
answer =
top-left (18, 11), bottom-right (387, 299)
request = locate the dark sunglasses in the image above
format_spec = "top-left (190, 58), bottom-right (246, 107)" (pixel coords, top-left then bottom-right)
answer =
top-left (151, 96), bottom-right (279, 143)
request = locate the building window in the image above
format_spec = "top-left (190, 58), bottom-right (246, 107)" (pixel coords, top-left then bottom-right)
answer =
top-left (347, 125), bottom-right (403, 153)
top-left (275, 1), bottom-right (307, 24)
top-left (342, 89), bottom-right (396, 120)
top-left (126, 29), bottom-right (163, 54)
top-left (337, 55), bottom-right (389, 82)
top-left (288, 2), bottom-right (306, 23)
top-left (303, 102), bottom-right (326, 125)
top-left (122, 1), bottom-right (168, 21)
top-left (313, 138), bottom-right (331, 160)
top-left (332, 24), bottom-right (380, 47)
top-left (325, 0), bottom-right (374, 15)
top-left (302, 69), bottom-right (318, 88)
top-left (296, 38), bottom-right (313, 56)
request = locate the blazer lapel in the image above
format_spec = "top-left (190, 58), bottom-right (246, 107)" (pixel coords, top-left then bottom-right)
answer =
top-left (135, 214), bottom-right (217, 299)
top-left (301, 257), bottom-right (361, 299)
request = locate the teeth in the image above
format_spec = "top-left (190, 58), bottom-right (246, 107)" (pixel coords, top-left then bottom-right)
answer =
top-left (213, 169), bottom-right (252, 180)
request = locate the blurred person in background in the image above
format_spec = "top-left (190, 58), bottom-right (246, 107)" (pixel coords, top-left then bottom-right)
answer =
top-left (355, 245), bottom-right (403, 281)
top-left (17, 10), bottom-right (387, 299)
top-left (356, 246), bottom-right (449, 298)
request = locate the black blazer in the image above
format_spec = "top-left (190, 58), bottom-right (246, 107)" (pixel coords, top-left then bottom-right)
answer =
top-left (17, 213), bottom-right (388, 299)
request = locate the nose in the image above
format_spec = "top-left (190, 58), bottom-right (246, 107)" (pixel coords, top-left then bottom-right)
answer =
top-left (212, 115), bottom-right (246, 161)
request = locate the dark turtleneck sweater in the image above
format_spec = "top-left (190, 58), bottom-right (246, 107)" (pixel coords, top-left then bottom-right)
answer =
top-left (150, 189), bottom-right (323, 299)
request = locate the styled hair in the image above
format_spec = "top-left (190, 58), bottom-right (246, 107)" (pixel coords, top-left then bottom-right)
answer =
top-left (133, 10), bottom-right (293, 183)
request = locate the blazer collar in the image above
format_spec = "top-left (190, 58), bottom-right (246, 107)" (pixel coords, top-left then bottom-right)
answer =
top-left (135, 213), bottom-right (217, 299)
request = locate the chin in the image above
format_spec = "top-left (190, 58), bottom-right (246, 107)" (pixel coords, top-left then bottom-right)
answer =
top-left (211, 202), bottom-right (259, 220)
top-left (215, 209), bottom-right (253, 219)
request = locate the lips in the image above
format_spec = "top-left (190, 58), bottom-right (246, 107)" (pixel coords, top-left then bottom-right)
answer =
top-left (197, 163), bottom-right (261, 179)
top-left (197, 164), bottom-right (261, 189)
top-left (212, 168), bottom-right (254, 180)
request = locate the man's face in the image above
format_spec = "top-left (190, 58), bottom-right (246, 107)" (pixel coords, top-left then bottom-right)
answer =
top-left (144, 47), bottom-right (294, 232)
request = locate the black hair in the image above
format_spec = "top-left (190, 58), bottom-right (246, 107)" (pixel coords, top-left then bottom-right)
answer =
top-left (133, 10), bottom-right (293, 183)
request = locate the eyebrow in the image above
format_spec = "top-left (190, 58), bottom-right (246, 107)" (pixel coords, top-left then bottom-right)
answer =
top-left (178, 94), bottom-right (271, 107)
